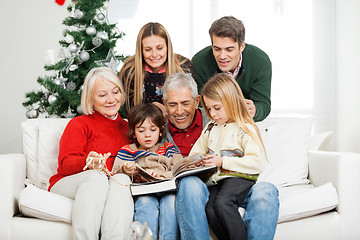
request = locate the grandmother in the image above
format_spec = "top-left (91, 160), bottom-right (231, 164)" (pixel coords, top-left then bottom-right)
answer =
top-left (48, 67), bottom-right (133, 240)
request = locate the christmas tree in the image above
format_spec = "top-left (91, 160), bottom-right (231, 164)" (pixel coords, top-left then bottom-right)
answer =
top-left (23, 0), bottom-right (126, 118)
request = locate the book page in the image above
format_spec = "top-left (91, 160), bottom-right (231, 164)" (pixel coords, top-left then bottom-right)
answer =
top-left (172, 154), bottom-right (205, 176)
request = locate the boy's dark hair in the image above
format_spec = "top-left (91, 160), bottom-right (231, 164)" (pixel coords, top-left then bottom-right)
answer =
top-left (127, 103), bottom-right (165, 147)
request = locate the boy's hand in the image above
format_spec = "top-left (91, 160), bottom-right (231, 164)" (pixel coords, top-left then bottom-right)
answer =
top-left (122, 161), bottom-right (136, 175)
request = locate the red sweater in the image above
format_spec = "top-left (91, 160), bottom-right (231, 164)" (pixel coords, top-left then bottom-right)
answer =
top-left (48, 111), bottom-right (130, 190)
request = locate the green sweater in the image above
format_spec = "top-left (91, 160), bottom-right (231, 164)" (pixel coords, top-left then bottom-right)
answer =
top-left (192, 44), bottom-right (272, 122)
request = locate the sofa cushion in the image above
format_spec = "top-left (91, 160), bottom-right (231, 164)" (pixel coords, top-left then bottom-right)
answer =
top-left (277, 182), bottom-right (338, 223)
top-left (256, 117), bottom-right (313, 187)
top-left (22, 119), bottom-right (71, 190)
top-left (18, 183), bottom-right (73, 223)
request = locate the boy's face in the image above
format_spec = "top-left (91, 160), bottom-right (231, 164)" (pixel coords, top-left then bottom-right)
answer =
top-left (135, 118), bottom-right (160, 150)
top-left (211, 35), bottom-right (245, 73)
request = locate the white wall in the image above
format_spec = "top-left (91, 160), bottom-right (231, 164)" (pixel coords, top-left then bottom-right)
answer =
top-left (0, 1), bottom-right (68, 153)
top-left (335, 0), bottom-right (360, 153)
top-left (0, 1), bottom-right (359, 154)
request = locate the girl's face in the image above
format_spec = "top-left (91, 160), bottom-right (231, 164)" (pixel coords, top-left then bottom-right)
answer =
top-left (92, 77), bottom-right (122, 119)
top-left (142, 35), bottom-right (167, 73)
top-left (135, 117), bottom-right (160, 150)
top-left (203, 96), bottom-right (233, 125)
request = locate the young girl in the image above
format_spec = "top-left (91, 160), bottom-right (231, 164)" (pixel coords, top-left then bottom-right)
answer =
top-left (112, 103), bottom-right (182, 240)
top-left (189, 73), bottom-right (266, 240)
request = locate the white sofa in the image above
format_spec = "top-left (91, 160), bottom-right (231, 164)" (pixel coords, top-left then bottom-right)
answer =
top-left (1, 117), bottom-right (360, 240)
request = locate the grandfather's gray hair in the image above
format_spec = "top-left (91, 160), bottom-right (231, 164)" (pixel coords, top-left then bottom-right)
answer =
top-left (162, 72), bottom-right (198, 102)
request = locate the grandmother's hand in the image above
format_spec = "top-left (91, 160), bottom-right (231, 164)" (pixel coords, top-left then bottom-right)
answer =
top-left (85, 151), bottom-right (111, 170)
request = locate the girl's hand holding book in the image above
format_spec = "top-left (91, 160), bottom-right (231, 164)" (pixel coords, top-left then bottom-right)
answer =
top-left (203, 155), bottom-right (223, 167)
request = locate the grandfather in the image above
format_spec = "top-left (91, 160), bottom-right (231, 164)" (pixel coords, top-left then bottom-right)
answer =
top-left (162, 72), bottom-right (279, 240)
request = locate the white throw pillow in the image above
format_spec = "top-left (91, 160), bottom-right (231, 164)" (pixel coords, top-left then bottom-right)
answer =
top-left (256, 117), bottom-right (313, 187)
top-left (38, 119), bottom-right (70, 190)
top-left (21, 120), bottom-right (41, 188)
top-left (19, 183), bottom-right (73, 223)
top-left (278, 182), bottom-right (338, 223)
top-left (21, 119), bottom-right (71, 190)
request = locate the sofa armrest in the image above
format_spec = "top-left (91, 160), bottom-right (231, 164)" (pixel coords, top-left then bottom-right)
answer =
top-left (308, 151), bottom-right (360, 239)
top-left (0, 154), bottom-right (26, 240)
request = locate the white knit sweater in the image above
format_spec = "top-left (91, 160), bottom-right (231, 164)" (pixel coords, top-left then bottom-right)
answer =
top-left (189, 121), bottom-right (265, 186)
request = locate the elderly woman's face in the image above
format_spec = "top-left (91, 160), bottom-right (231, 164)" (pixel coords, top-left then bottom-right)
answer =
top-left (92, 77), bottom-right (122, 119)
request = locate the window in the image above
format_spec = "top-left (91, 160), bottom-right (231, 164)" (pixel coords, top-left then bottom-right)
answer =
top-left (110, 0), bottom-right (335, 136)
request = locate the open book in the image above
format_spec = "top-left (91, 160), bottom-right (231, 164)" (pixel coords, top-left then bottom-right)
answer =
top-left (130, 154), bottom-right (217, 196)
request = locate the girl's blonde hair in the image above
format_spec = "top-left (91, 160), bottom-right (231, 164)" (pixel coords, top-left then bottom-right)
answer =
top-left (119, 22), bottom-right (185, 113)
top-left (81, 67), bottom-right (125, 115)
top-left (201, 73), bottom-right (266, 151)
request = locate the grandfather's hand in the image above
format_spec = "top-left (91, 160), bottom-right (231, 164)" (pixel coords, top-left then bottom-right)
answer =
top-left (245, 99), bottom-right (256, 118)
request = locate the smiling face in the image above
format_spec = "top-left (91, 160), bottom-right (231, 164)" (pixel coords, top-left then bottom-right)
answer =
top-left (212, 35), bottom-right (244, 73)
top-left (92, 77), bottom-right (122, 119)
top-left (203, 95), bottom-right (232, 125)
top-left (135, 117), bottom-right (160, 150)
top-left (142, 35), bottom-right (168, 73)
top-left (164, 86), bottom-right (200, 130)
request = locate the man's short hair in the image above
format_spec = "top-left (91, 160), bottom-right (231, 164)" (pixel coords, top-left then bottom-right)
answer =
top-left (209, 16), bottom-right (245, 47)
top-left (163, 72), bottom-right (198, 102)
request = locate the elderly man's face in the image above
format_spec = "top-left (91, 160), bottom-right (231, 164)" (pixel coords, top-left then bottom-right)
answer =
top-left (164, 86), bottom-right (200, 130)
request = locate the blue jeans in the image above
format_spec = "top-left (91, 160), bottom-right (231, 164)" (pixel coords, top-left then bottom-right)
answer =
top-left (175, 176), bottom-right (279, 240)
top-left (134, 193), bottom-right (179, 240)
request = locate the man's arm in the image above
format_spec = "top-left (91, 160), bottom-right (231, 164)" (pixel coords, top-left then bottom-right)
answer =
top-left (251, 62), bottom-right (271, 122)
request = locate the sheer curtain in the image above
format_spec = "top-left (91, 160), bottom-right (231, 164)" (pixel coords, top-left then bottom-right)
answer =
top-left (110, 0), bottom-right (336, 144)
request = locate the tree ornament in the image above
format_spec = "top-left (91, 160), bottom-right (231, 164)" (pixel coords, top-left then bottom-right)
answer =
top-left (77, 105), bottom-right (83, 114)
top-left (102, 1), bottom-right (110, 10)
top-left (49, 114), bottom-right (60, 118)
top-left (86, 26), bottom-right (96, 36)
top-left (26, 109), bottom-right (39, 119)
top-left (97, 31), bottom-right (108, 40)
top-left (92, 37), bottom-right (102, 47)
top-left (66, 81), bottom-right (77, 91)
top-left (68, 43), bottom-right (77, 53)
top-left (79, 51), bottom-right (90, 61)
top-left (112, 27), bottom-right (121, 36)
top-left (74, 9), bottom-right (84, 19)
top-left (65, 34), bottom-right (74, 44)
top-left (95, 13), bottom-right (106, 24)
top-left (95, 49), bottom-right (120, 72)
top-left (53, 77), bottom-right (65, 88)
top-left (55, 0), bottom-right (66, 6)
top-left (64, 106), bottom-right (76, 118)
top-left (48, 95), bottom-right (57, 104)
top-left (69, 64), bottom-right (78, 71)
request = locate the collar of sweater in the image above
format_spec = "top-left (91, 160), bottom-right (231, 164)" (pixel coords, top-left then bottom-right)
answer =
top-left (90, 110), bottom-right (125, 127)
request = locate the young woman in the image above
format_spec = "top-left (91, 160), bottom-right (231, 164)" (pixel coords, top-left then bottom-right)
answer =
top-left (119, 22), bottom-right (195, 116)
top-left (112, 103), bottom-right (183, 240)
top-left (189, 73), bottom-right (266, 240)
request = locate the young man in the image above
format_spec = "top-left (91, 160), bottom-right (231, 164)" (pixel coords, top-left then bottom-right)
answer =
top-left (192, 16), bottom-right (272, 122)
top-left (162, 72), bottom-right (279, 240)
